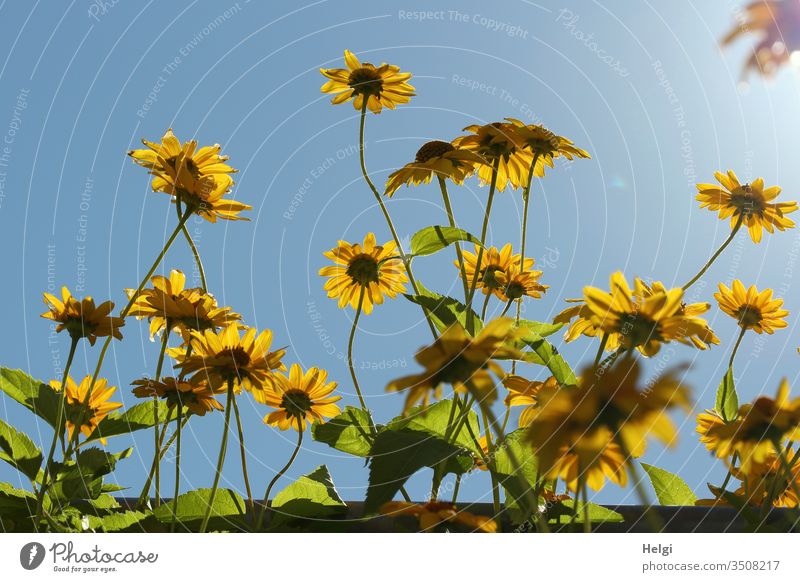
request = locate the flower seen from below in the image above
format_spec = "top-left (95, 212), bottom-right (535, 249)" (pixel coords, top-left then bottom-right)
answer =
top-left (320, 49), bottom-right (415, 113)
top-left (452, 122), bottom-right (534, 192)
top-left (714, 280), bottom-right (788, 334)
top-left (460, 243), bottom-right (546, 301)
top-left (131, 376), bottom-right (223, 416)
top-left (505, 118), bottom-right (591, 176)
top-left (696, 171), bottom-right (797, 243)
top-left (319, 233), bottom-right (408, 314)
top-left (252, 364), bottom-right (341, 432)
top-left (41, 286), bottom-right (124, 345)
top-left (50, 375), bottom-right (122, 444)
top-left (384, 140), bottom-right (481, 197)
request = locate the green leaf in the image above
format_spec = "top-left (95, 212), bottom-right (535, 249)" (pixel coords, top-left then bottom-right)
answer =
top-left (0, 367), bottom-right (61, 428)
top-left (97, 510), bottom-right (151, 532)
top-left (50, 447), bottom-right (132, 502)
top-left (153, 488), bottom-right (246, 531)
top-left (715, 367), bottom-right (738, 422)
top-left (515, 319), bottom-right (564, 340)
top-left (494, 429), bottom-right (540, 520)
top-left (404, 283), bottom-right (482, 335)
top-left (87, 400), bottom-right (174, 443)
top-left (553, 500), bottom-right (624, 524)
top-left (270, 465), bottom-right (347, 527)
top-left (311, 407), bottom-right (374, 457)
top-left (0, 482), bottom-right (37, 516)
top-left (410, 225), bottom-right (481, 257)
top-left (518, 329), bottom-right (577, 386)
top-left (365, 429), bottom-right (473, 514)
top-left (641, 463), bottom-right (697, 506)
top-left (387, 399), bottom-right (481, 455)
top-left (0, 418), bottom-right (43, 481)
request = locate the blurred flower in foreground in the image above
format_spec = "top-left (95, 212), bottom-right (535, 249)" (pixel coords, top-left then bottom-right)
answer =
top-left (384, 140), bottom-right (481, 197)
top-left (320, 49), bottom-right (415, 113)
top-left (714, 280), bottom-right (789, 334)
top-left (128, 129), bottom-right (250, 222)
top-left (696, 171), bottom-right (796, 243)
top-left (50, 375), bottom-right (122, 444)
top-left (253, 364), bottom-right (341, 432)
top-left (380, 501), bottom-right (497, 532)
top-left (502, 375), bottom-right (559, 428)
top-left (386, 318), bottom-right (522, 414)
top-left (319, 233), bottom-right (407, 314)
top-left (42, 286), bottom-right (124, 345)
top-left (722, 1), bottom-right (800, 77)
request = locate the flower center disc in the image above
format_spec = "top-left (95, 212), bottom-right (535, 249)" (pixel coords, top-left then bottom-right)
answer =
top-left (347, 255), bottom-right (380, 286)
top-left (729, 184), bottom-right (765, 216)
top-left (348, 67), bottom-right (383, 96)
top-left (736, 305), bottom-right (763, 328)
top-left (281, 389), bottom-right (313, 417)
top-left (415, 140), bottom-right (454, 163)
top-left (619, 313), bottom-right (661, 347)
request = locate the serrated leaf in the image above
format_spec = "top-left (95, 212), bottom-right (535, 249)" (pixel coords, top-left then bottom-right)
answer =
top-left (387, 399), bottom-right (481, 455)
top-left (554, 500), bottom-right (624, 524)
top-left (494, 429), bottom-right (539, 521)
top-left (410, 225), bottom-right (482, 257)
top-left (311, 407), bottom-right (373, 457)
top-left (365, 429), bottom-right (473, 514)
top-left (50, 447), bottom-right (132, 502)
top-left (641, 463), bottom-right (697, 506)
top-left (404, 283), bottom-right (482, 335)
top-left (0, 418), bottom-right (43, 481)
top-left (153, 488), bottom-right (246, 531)
top-left (270, 465), bottom-right (347, 527)
top-left (715, 367), bottom-right (738, 422)
top-left (97, 510), bottom-right (151, 532)
top-left (0, 367), bottom-right (61, 427)
top-left (87, 400), bottom-right (174, 443)
top-left (0, 482), bottom-right (37, 516)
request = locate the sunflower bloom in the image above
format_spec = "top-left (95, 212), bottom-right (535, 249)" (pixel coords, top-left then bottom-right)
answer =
top-left (505, 118), bottom-right (591, 176)
top-left (502, 375), bottom-right (559, 428)
top-left (320, 49), bottom-right (415, 114)
top-left (714, 281), bottom-right (788, 334)
top-left (132, 376), bottom-right (223, 417)
top-left (696, 171), bottom-right (797, 243)
top-left (252, 364), bottom-right (341, 432)
top-left (380, 501), bottom-right (497, 533)
top-left (41, 286), bottom-right (124, 345)
top-left (527, 358), bottom-right (690, 491)
top-left (386, 318), bottom-right (523, 414)
top-left (175, 323), bottom-right (287, 393)
top-left (452, 122), bottom-right (533, 192)
top-left (460, 243), bottom-right (545, 301)
top-left (128, 128), bottom-right (250, 223)
top-left (319, 233), bottom-right (408, 314)
top-left (127, 269), bottom-right (241, 341)
top-left (696, 409), bottom-right (728, 453)
top-left (582, 273), bottom-right (710, 356)
top-left (50, 375), bottom-right (122, 444)
top-left (704, 379), bottom-right (800, 473)
top-left (384, 140), bottom-right (482, 197)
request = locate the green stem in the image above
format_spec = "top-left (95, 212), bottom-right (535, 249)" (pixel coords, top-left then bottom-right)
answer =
top-left (482, 409), bottom-right (501, 517)
top-left (773, 441), bottom-right (800, 518)
top-left (170, 404), bottom-right (183, 533)
top-left (200, 379), bottom-right (235, 533)
top-left (256, 427), bottom-right (303, 531)
top-left (594, 333), bottom-right (609, 367)
top-left (357, 100), bottom-right (437, 339)
top-left (682, 214), bottom-right (744, 291)
top-left (347, 286), bottom-right (369, 412)
top-left (451, 474), bottom-right (462, 504)
top-left (480, 292), bottom-right (491, 322)
top-left (582, 480), bottom-right (591, 533)
top-left (66, 205), bottom-right (193, 459)
top-left (729, 325), bottom-right (747, 370)
top-left (616, 437), bottom-right (663, 531)
top-left (176, 199), bottom-right (207, 292)
top-left (465, 158), bottom-right (500, 334)
top-left (430, 393), bottom-right (462, 499)
top-left (136, 410), bottom-right (186, 509)
top-left (231, 395), bottom-right (254, 519)
top-left (438, 177), bottom-right (470, 303)
top-left (35, 335), bottom-right (79, 529)
top-left (152, 328), bottom-right (171, 509)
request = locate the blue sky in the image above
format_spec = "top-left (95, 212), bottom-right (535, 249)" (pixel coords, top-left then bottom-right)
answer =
top-left (2, 0), bottom-right (800, 509)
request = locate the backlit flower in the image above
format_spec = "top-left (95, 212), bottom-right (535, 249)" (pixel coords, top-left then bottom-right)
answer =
top-left (505, 118), bottom-right (591, 176)
top-left (384, 140), bottom-right (481, 197)
top-left (460, 244), bottom-right (545, 301)
top-left (319, 233), bottom-right (408, 314)
top-left (380, 501), bottom-right (497, 533)
top-left (131, 376), bottom-right (223, 416)
top-left (696, 171), bottom-right (797, 243)
top-left (252, 364), bottom-right (341, 432)
top-left (320, 49), bottom-right (415, 113)
top-left (714, 280), bottom-right (788, 334)
top-left (502, 375), bottom-right (559, 428)
top-left (50, 375), bottom-right (122, 444)
top-left (41, 286), bottom-right (124, 345)
top-left (452, 122), bottom-right (534, 192)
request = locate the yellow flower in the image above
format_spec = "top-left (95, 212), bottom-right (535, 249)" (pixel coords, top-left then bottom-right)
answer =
top-left (128, 128), bottom-right (250, 223)
top-left (696, 409), bottom-right (727, 453)
top-left (714, 280), bottom-right (788, 334)
top-left (131, 376), bottom-right (222, 417)
top-left (127, 269), bottom-right (241, 341)
top-left (502, 375), bottom-right (559, 428)
top-left (721, 1), bottom-right (800, 77)
top-left (696, 171), bottom-right (797, 243)
top-left (505, 118), bottom-right (591, 175)
top-left (319, 233), bottom-right (408, 314)
top-left (41, 286), bottom-right (124, 345)
top-left (582, 272), bottom-right (710, 356)
top-left (320, 49), bottom-right (415, 113)
top-left (494, 263), bottom-right (548, 301)
top-left (384, 140), bottom-right (482, 197)
top-left (460, 243), bottom-right (545, 301)
top-left (379, 501), bottom-right (497, 533)
top-left (527, 358), bottom-right (690, 492)
top-left (735, 451), bottom-right (800, 508)
top-left (175, 323), bottom-right (287, 394)
top-left (386, 318), bottom-right (523, 414)
top-left (705, 379), bottom-right (800, 473)
top-left (252, 364), bottom-right (341, 432)
top-left (452, 122), bottom-right (534, 192)
top-left (50, 375), bottom-right (122, 444)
